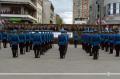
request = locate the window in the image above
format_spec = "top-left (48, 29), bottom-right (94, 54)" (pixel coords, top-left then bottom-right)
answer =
top-left (107, 4), bottom-right (111, 15)
top-left (98, 4), bottom-right (100, 12)
top-left (116, 3), bottom-right (119, 14)
top-left (119, 3), bottom-right (120, 14)
top-left (110, 3), bottom-right (113, 15)
top-left (113, 3), bottom-right (116, 14)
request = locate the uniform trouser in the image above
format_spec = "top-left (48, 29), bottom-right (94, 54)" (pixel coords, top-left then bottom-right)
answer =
top-left (85, 45), bottom-right (89, 53)
top-left (105, 43), bottom-right (109, 52)
top-left (40, 44), bottom-right (44, 55)
top-left (59, 45), bottom-right (67, 59)
top-left (82, 43), bottom-right (85, 50)
top-left (19, 43), bottom-right (25, 54)
top-left (100, 43), bottom-right (104, 50)
top-left (115, 44), bottom-right (120, 57)
top-left (74, 40), bottom-right (78, 48)
top-left (88, 45), bottom-right (92, 56)
top-left (92, 46), bottom-right (99, 60)
top-left (2, 39), bottom-right (7, 48)
top-left (26, 41), bottom-right (30, 52)
top-left (11, 44), bottom-right (18, 58)
top-left (33, 44), bottom-right (40, 58)
top-left (0, 41), bottom-right (2, 49)
top-left (50, 41), bottom-right (52, 48)
top-left (109, 43), bottom-right (114, 54)
top-left (30, 41), bottom-right (33, 50)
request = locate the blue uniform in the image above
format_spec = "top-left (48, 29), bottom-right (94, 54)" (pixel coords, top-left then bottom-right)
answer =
top-left (2, 32), bottom-right (8, 48)
top-left (58, 31), bottom-right (69, 59)
top-left (18, 33), bottom-right (26, 54)
top-left (25, 32), bottom-right (31, 52)
top-left (73, 32), bottom-right (79, 48)
top-left (58, 34), bottom-right (69, 45)
top-left (9, 33), bottom-right (19, 58)
top-left (114, 34), bottom-right (120, 57)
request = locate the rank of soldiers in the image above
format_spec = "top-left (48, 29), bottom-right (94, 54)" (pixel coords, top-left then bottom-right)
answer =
top-left (81, 32), bottom-right (120, 60)
top-left (0, 30), bottom-right (54, 58)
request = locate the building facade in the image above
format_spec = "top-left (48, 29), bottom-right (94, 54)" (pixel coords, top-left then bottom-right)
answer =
top-left (0, 0), bottom-right (42, 23)
top-left (42, 0), bottom-right (55, 24)
top-left (89, 0), bottom-right (105, 24)
top-left (36, 0), bottom-right (43, 23)
top-left (89, 0), bottom-right (120, 24)
top-left (73, 0), bottom-right (89, 24)
top-left (104, 0), bottom-right (120, 24)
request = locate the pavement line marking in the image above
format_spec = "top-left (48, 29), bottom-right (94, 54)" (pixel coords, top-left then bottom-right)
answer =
top-left (0, 73), bottom-right (118, 76)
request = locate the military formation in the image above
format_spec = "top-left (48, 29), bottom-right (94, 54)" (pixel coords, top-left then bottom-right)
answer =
top-left (1, 27), bottom-right (120, 60)
top-left (0, 30), bottom-right (54, 58)
top-left (81, 30), bottom-right (120, 60)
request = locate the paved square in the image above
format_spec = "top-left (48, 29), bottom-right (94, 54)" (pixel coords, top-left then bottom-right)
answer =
top-left (0, 44), bottom-right (120, 79)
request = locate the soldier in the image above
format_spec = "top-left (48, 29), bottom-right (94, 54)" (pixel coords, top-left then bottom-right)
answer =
top-left (29, 31), bottom-right (34, 50)
top-left (9, 30), bottom-right (19, 58)
top-left (2, 31), bottom-right (8, 48)
top-left (51, 31), bottom-right (54, 48)
top-left (100, 34), bottom-right (105, 50)
top-left (0, 31), bottom-right (2, 49)
top-left (58, 29), bottom-right (69, 59)
top-left (104, 34), bottom-right (109, 52)
top-left (91, 34), bottom-right (101, 60)
top-left (114, 34), bottom-right (120, 57)
top-left (108, 34), bottom-right (115, 54)
top-left (81, 34), bottom-right (86, 50)
top-left (40, 31), bottom-right (45, 55)
top-left (73, 31), bottom-right (79, 48)
top-left (32, 31), bottom-right (42, 58)
top-left (25, 31), bottom-right (31, 52)
top-left (18, 32), bottom-right (26, 55)
top-left (88, 34), bottom-right (93, 56)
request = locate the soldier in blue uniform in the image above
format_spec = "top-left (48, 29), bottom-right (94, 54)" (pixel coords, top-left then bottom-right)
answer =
top-left (2, 31), bottom-right (8, 48)
top-left (9, 30), bottom-right (19, 58)
top-left (25, 31), bottom-right (31, 52)
top-left (104, 34), bottom-right (109, 52)
top-left (29, 31), bottom-right (34, 50)
top-left (50, 31), bottom-right (54, 48)
top-left (73, 31), bottom-right (79, 48)
top-left (40, 31), bottom-right (45, 55)
top-left (0, 31), bottom-right (2, 49)
top-left (108, 34), bottom-right (115, 54)
top-left (18, 32), bottom-right (26, 55)
top-left (58, 29), bottom-right (69, 59)
top-left (81, 34), bottom-right (86, 50)
top-left (91, 34), bottom-right (101, 60)
top-left (100, 34), bottom-right (105, 50)
top-left (114, 34), bottom-right (120, 57)
top-left (32, 31), bottom-right (42, 58)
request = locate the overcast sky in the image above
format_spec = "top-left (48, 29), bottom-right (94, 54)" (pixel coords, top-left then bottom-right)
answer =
top-left (49, 0), bottom-right (73, 24)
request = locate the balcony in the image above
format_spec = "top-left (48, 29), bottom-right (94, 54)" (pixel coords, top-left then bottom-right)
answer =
top-left (0, 7), bottom-right (37, 21)
top-left (0, 0), bottom-right (37, 10)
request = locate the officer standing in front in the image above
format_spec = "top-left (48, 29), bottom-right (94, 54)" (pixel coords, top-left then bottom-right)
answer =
top-left (73, 31), bottom-right (79, 48)
top-left (58, 29), bottom-right (69, 59)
